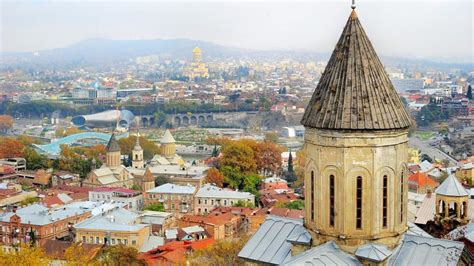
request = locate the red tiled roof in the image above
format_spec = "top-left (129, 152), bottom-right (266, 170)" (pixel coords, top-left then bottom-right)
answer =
top-left (409, 172), bottom-right (439, 188)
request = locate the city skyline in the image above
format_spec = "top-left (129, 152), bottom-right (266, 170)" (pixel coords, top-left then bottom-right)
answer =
top-left (1, 0), bottom-right (473, 63)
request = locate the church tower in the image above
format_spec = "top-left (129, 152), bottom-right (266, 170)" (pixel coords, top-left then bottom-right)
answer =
top-left (106, 134), bottom-right (121, 169)
top-left (132, 132), bottom-right (144, 169)
top-left (159, 129), bottom-right (176, 159)
top-left (435, 173), bottom-right (470, 225)
top-left (301, 7), bottom-right (412, 250)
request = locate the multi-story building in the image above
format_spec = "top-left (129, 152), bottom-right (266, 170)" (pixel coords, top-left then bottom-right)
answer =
top-left (0, 203), bottom-right (92, 247)
top-left (89, 187), bottom-right (144, 211)
top-left (145, 183), bottom-right (196, 215)
top-left (74, 207), bottom-right (150, 250)
top-left (194, 184), bottom-right (255, 214)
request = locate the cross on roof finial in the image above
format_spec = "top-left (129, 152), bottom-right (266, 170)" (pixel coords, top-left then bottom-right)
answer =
top-left (351, 0), bottom-right (356, 9)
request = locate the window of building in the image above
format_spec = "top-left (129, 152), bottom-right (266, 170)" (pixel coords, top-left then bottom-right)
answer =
top-left (90, 237), bottom-right (93, 244)
top-left (82, 236), bottom-right (86, 243)
top-left (118, 239), bottom-right (122, 244)
top-left (171, 204), bottom-right (175, 210)
top-left (329, 174), bottom-right (335, 227)
top-left (198, 199), bottom-right (201, 204)
top-left (383, 175), bottom-right (388, 228)
top-left (311, 171), bottom-right (314, 221)
top-left (224, 200), bottom-right (227, 206)
top-left (204, 199), bottom-right (207, 205)
top-left (96, 237), bottom-right (100, 244)
top-left (132, 240), bottom-right (136, 245)
top-left (356, 176), bottom-right (362, 229)
top-left (124, 239), bottom-right (128, 245)
top-left (111, 238), bottom-right (116, 245)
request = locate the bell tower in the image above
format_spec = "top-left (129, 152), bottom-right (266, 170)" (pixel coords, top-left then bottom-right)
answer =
top-left (106, 134), bottom-right (121, 169)
top-left (301, 7), bottom-right (412, 250)
top-left (132, 132), bottom-right (144, 169)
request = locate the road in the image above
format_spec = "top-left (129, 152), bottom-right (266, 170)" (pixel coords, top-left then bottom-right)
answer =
top-left (408, 137), bottom-right (458, 166)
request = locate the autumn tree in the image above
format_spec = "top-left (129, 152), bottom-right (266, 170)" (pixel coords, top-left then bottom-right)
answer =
top-left (189, 236), bottom-right (249, 266)
top-left (118, 135), bottom-right (159, 160)
top-left (0, 137), bottom-right (24, 158)
top-left (63, 243), bottom-right (94, 266)
top-left (0, 115), bottom-right (13, 134)
top-left (0, 244), bottom-right (50, 266)
top-left (95, 244), bottom-right (145, 266)
top-left (253, 141), bottom-right (283, 177)
top-left (220, 142), bottom-right (256, 174)
top-left (205, 167), bottom-right (225, 187)
top-left (293, 149), bottom-right (306, 188)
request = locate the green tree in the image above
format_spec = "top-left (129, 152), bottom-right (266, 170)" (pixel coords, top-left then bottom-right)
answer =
top-left (467, 84), bottom-right (473, 100)
top-left (23, 147), bottom-right (48, 170)
top-left (211, 145), bottom-right (219, 157)
top-left (287, 151), bottom-right (294, 173)
top-left (130, 184), bottom-right (141, 191)
top-left (154, 175), bottom-right (169, 186)
top-left (232, 200), bottom-right (255, 208)
top-left (276, 199), bottom-right (305, 210)
top-left (144, 202), bottom-right (165, 212)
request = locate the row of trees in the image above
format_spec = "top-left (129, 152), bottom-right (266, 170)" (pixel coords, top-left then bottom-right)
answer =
top-left (0, 99), bottom-right (260, 119)
top-left (0, 137), bottom-right (48, 170)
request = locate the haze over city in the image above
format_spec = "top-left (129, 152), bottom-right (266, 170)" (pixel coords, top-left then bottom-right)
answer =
top-left (1, 0), bottom-right (473, 62)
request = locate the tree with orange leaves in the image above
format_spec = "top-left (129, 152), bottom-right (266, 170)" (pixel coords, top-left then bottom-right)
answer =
top-left (0, 115), bottom-right (13, 134)
top-left (0, 137), bottom-right (24, 158)
top-left (205, 167), bottom-right (225, 187)
top-left (253, 141), bottom-right (284, 177)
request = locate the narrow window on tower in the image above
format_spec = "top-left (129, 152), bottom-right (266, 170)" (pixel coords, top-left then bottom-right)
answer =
top-left (311, 171), bottom-right (315, 221)
top-left (400, 170), bottom-right (404, 223)
top-left (329, 175), bottom-right (335, 227)
top-left (383, 175), bottom-right (388, 228)
top-left (356, 176), bottom-right (362, 229)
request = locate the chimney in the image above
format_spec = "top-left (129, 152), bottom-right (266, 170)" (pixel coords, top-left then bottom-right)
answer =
top-left (427, 189), bottom-right (432, 198)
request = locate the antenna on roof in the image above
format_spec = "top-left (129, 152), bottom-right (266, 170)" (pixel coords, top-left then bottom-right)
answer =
top-left (351, 0), bottom-right (356, 9)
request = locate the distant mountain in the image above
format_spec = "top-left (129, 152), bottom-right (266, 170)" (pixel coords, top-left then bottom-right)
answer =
top-left (1, 38), bottom-right (472, 71)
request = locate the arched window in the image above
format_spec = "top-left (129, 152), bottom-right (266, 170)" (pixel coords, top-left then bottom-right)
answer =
top-left (383, 175), bottom-right (388, 228)
top-left (356, 176), bottom-right (362, 229)
top-left (311, 171), bottom-right (315, 221)
top-left (329, 175), bottom-right (335, 227)
top-left (400, 170), bottom-right (405, 223)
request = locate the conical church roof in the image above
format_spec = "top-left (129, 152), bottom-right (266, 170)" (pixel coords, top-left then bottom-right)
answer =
top-left (106, 134), bottom-right (121, 152)
top-left (435, 173), bottom-right (469, 197)
top-left (160, 129), bottom-right (175, 144)
top-left (301, 10), bottom-right (412, 130)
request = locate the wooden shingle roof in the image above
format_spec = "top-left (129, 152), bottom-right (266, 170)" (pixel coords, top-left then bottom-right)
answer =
top-left (301, 10), bottom-right (412, 130)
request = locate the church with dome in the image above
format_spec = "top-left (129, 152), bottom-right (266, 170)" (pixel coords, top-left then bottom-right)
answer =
top-left (238, 6), bottom-right (470, 265)
top-left (183, 47), bottom-right (210, 79)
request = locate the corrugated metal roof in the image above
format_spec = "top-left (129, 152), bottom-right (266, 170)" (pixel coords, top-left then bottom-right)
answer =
top-left (407, 222), bottom-right (433, 238)
top-left (283, 241), bottom-right (361, 265)
top-left (388, 235), bottom-right (464, 266)
top-left (435, 174), bottom-right (469, 197)
top-left (238, 215), bottom-right (310, 265)
top-left (414, 195), bottom-right (436, 225)
top-left (355, 243), bottom-right (392, 262)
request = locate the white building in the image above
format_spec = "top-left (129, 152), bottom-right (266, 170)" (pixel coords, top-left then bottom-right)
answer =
top-left (88, 187), bottom-right (144, 211)
top-left (194, 184), bottom-right (255, 214)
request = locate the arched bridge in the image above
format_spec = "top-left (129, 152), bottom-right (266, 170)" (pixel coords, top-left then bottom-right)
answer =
top-left (34, 132), bottom-right (127, 156)
top-left (170, 113), bottom-right (213, 127)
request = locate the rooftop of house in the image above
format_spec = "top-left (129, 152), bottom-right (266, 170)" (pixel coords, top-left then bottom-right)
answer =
top-left (196, 183), bottom-right (254, 199)
top-left (147, 183), bottom-right (196, 194)
top-left (0, 202), bottom-right (91, 226)
top-left (74, 207), bottom-right (148, 232)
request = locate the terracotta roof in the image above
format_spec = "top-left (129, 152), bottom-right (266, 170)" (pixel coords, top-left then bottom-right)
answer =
top-left (301, 9), bottom-right (412, 130)
top-left (408, 172), bottom-right (438, 188)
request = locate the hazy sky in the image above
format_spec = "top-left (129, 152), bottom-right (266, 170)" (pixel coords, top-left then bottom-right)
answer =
top-left (1, 0), bottom-right (473, 62)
